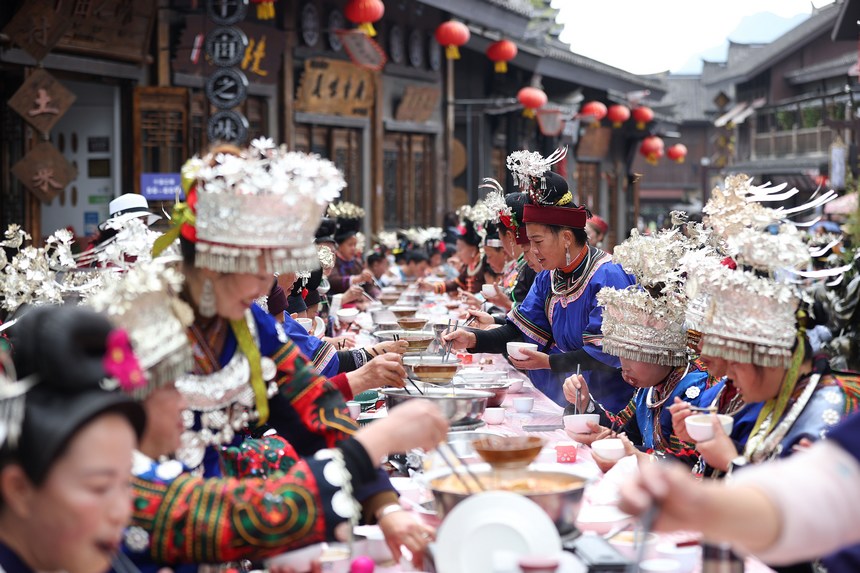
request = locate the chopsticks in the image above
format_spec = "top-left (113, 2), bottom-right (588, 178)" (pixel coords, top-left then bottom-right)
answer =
top-left (393, 333), bottom-right (424, 395)
top-left (435, 443), bottom-right (486, 493)
top-left (442, 319), bottom-right (455, 362)
top-left (627, 504), bottom-right (659, 573)
top-left (573, 364), bottom-right (581, 416)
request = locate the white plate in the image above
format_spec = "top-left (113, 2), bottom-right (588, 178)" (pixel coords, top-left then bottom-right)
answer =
top-left (435, 491), bottom-right (561, 573)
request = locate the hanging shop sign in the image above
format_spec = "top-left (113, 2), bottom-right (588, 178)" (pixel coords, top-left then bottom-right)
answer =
top-left (207, 0), bottom-right (248, 25)
top-left (208, 110), bottom-right (249, 144)
top-left (12, 142), bottom-right (78, 203)
top-left (8, 69), bottom-right (76, 136)
top-left (205, 68), bottom-right (249, 109)
top-left (57, 0), bottom-right (157, 63)
top-left (174, 15), bottom-right (283, 84)
top-left (295, 58), bottom-right (374, 117)
top-left (394, 86), bottom-right (441, 123)
top-left (140, 173), bottom-right (183, 201)
top-left (336, 29), bottom-right (387, 71)
top-left (1, 0), bottom-right (74, 62)
top-left (205, 26), bottom-right (249, 68)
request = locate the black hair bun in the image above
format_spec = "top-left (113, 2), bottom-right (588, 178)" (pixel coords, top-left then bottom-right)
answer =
top-left (539, 171), bottom-right (569, 205)
top-left (315, 218), bottom-right (337, 241)
top-left (11, 306), bottom-right (112, 394)
top-left (458, 219), bottom-right (482, 247)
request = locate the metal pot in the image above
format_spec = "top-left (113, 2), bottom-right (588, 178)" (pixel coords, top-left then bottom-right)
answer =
top-left (382, 386), bottom-right (491, 427)
top-left (373, 329), bottom-right (435, 352)
top-left (426, 464), bottom-right (588, 535)
top-left (453, 381), bottom-right (510, 407)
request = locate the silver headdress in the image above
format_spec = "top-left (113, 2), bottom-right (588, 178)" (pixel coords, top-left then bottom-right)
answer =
top-left (0, 356), bottom-right (33, 450)
top-left (598, 227), bottom-right (692, 367)
top-left (688, 175), bottom-right (840, 368)
top-left (0, 226), bottom-right (76, 313)
top-left (87, 259), bottom-right (194, 398)
top-left (326, 201), bottom-right (366, 220)
top-left (505, 146), bottom-right (567, 192)
top-left (184, 138), bottom-right (345, 275)
top-left (375, 231), bottom-right (400, 251)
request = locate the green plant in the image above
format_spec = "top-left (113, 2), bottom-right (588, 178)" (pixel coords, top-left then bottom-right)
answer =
top-left (801, 106), bottom-right (822, 129)
top-left (776, 109), bottom-right (795, 131)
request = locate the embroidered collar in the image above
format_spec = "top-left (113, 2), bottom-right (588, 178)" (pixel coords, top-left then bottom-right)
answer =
top-left (550, 246), bottom-right (606, 297)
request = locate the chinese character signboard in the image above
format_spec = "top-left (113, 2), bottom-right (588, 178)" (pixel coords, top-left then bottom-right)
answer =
top-left (336, 30), bottom-right (387, 71)
top-left (8, 69), bottom-right (76, 136)
top-left (12, 142), bottom-right (78, 203)
top-left (140, 173), bottom-right (183, 201)
top-left (173, 15), bottom-right (283, 85)
top-left (394, 86), bottom-right (441, 123)
top-left (1, 0), bottom-right (74, 62)
top-left (296, 58), bottom-right (375, 117)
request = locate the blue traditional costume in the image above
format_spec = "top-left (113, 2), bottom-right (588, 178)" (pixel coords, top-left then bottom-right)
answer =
top-left (469, 152), bottom-right (635, 414)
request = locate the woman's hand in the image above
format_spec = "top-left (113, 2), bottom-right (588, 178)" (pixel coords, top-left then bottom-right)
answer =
top-left (356, 400), bottom-right (449, 462)
top-left (373, 340), bottom-right (409, 355)
top-left (347, 353), bottom-right (406, 394)
top-left (350, 270), bottom-right (374, 286)
top-left (461, 309), bottom-right (495, 330)
top-left (509, 348), bottom-right (550, 370)
top-left (457, 288), bottom-right (483, 309)
top-left (562, 373), bottom-right (591, 413)
top-left (441, 328), bottom-right (477, 351)
top-left (378, 509), bottom-right (435, 567)
top-left (695, 415), bottom-right (739, 472)
top-left (484, 285), bottom-right (512, 310)
top-left (567, 421), bottom-right (613, 446)
top-left (668, 397), bottom-right (696, 443)
top-left (324, 335), bottom-right (356, 349)
top-left (344, 285), bottom-right (368, 305)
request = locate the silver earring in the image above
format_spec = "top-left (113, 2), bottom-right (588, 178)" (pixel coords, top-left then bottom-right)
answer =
top-left (565, 246), bottom-right (571, 266)
top-left (199, 277), bottom-right (217, 318)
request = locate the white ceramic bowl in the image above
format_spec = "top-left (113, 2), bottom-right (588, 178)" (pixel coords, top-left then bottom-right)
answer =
top-left (608, 531), bottom-right (660, 560)
top-left (296, 317), bottom-right (314, 333)
top-left (482, 284), bottom-right (497, 298)
top-left (563, 413), bottom-right (600, 434)
top-left (656, 542), bottom-right (700, 573)
top-left (265, 542), bottom-right (324, 572)
top-left (507, 341), bottom-right (538, 360)
top-left (513, 396), bottom-right (534, 413)
top-left (591, 438), bottom-right (626, 461)
top-left (482, 407), bottom-right (506, 425)
top-left (336, 307), bottom-right (359, 323)
top-left (502, 378), bottom-right (524, 393)
top-left (685, 414), bottom-right (734, 442)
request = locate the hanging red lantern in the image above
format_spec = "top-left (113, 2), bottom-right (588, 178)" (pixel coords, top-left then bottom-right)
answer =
top-left (250, 0), bottom-right (276, 19)
top-left (666, 143), bottom-right (688, 164)
top-left (486, 39), bottom-right (517, 73)
top-left (632, 106), bottom-right (654, 129)
top-left (579, 101), bottom-right (607, 125)
top-left (639, 136), bottom-right (665, 165)
top-left (344, 0), bottom-right (385, 37)
top-left (518, 87), bottom-right (548, 118)
top-left (606, 104), bottom-right (630, 128)
top-left (435, 20), bottom-right (470, 60)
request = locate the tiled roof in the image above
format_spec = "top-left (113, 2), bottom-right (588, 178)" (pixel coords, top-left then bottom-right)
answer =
top-left (703, 3), bottom-right (841, 86)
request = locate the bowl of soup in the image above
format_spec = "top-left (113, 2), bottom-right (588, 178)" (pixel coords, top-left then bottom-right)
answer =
top-left (426, 464), bottom-right (588, 535)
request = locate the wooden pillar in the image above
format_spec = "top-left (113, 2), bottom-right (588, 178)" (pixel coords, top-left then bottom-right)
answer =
top-left (282, 0), bottom-right (297, 147)
top-left (24, 67), bottom-right (41, 243)
top-left (443, 55), bottom-right (455, 218)
top-left (371, 70), bottom-right (384, 234)
top-left (157, 0), bottom-right (170, 87)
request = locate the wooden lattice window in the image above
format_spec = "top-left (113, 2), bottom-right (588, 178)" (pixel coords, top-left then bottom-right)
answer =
top-left (133, 87), bottom-right (188, 195)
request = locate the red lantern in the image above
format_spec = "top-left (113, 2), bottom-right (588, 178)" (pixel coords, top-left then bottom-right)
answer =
top-left (666, 143), bottom-right (688, 164)
top-left (344, 0), bottom-right (385, 37)
top-left (632, 106), bottom-right (654, 130)
top-left (606, 104), bottom-right (630, 128)
top-left (250, 0), bottom-right (275, 19)
top-left (518, 87), bottom-right (548, 118)
top-left (639, 136), bottom-right (665, 165)
top-left (580, 101), bottom-right (607, 125)
top-left (486, 39), bottom-right (517, 73)
top-left (435, 20), bottom-right (470, 60)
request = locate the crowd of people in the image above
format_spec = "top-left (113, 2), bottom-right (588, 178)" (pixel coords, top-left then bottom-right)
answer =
top-left (0, 138), bottom-right (858, 573)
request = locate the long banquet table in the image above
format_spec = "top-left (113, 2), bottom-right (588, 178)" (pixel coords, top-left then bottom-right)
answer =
top-left (353, 353), bottom-right (775, 573)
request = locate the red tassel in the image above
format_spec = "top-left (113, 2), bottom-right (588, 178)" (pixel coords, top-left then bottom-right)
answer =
top-left (302, 288), bottom-right (309, 299)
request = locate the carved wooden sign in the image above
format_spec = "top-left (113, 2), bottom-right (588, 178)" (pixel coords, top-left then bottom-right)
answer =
top-left (8, 69), bottom-right (76, 136)
top-left (295, 58), bottom-right (374, 117)
top-left (12, 142), bottom-right (78, 203)
top-left (576, 126), bottom-right (612, 161)
top-left (57, 0), bottom-right (157, 63)
top-left (336, 30), bottom-right (387, 71)
top-left (394, 86), bottom-right (441, 123)
top-left (1, 0), bottom-right (75, 62)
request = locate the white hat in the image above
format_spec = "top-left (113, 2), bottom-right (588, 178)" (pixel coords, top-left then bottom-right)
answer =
top-left (99, 194), bottom-right (162, 231)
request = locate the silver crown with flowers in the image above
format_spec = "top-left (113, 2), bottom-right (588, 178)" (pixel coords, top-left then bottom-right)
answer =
top-left (183, 138), bottom-right (345, 275)
top-left (505, 146), bottom-right (567, 192)
top-left (688, 175), bottom-right (840, 368)
top-left (87, 259), bottom-right (194, 398)
top-left (598, 226), bottom-right (692, 367)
